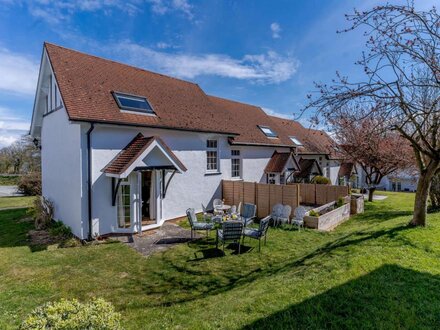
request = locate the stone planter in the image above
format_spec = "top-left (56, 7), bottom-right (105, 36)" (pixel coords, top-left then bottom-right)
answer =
top-left (350, 194), bottom-right (364, 215)
top-left (304, 200), bottom-right (351, 231)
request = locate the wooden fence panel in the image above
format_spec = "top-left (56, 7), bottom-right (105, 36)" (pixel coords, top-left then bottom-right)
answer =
top-left (316, 184), bottom-right (328, 205)
top-left (299, 183), bottom-right (316, 205)
top-left (222, 180), bottom-right (234, 205)
top-left (232, 181), bottom-right (243, 206)
top-left (222, 180), bottom-right (346, 218)
top-left (243, 182), bottom-right (256, 204)
top-left (256, 183), bottom-right (270, 218)
top-left (282, 184), bottom-right (299, 212)
top-left (269, 184), bottom-right (283, 213)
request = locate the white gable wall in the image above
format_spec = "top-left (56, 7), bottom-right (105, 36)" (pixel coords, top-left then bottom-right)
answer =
top-left (41, 108), bottom-right (84, 238)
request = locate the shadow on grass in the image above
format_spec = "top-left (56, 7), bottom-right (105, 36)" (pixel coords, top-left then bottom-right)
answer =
top-left (128, 224), bottom-right (413, 309)
top-left (242, 264), bottom-right (440, 329)
top-left (0, 208), bottom-right (33, 248)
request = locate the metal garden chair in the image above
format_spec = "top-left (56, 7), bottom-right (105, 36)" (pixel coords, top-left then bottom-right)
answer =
top-left (292, 206), bottom-right (307, 231)
top-left (242, 215), bottom-right (271, 252)
top-left (240, 203), bottom-right (257, 227)
top-left (216, 220), bottom-right (244, 254)
top-left (186, 208), bottom-right (214, 239)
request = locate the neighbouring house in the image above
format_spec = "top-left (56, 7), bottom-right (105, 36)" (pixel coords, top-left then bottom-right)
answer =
top-left (269, 116), bottom-right (343, 184)
top-left (30, 43), bottom-right (334, 239)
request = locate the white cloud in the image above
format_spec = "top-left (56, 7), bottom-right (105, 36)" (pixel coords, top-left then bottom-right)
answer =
top-left (149, 0), bottom-right (193, 19)
top-left (114, 42), bottom-right (299, 84)
top-left (270, 22), bottom-right (281, 39)
top-left (0, 106), bottom-right (30, 148)
top-left (262, 107), bottom-right (292, 119)
top-left (0, 48), bottom-right (39, 96)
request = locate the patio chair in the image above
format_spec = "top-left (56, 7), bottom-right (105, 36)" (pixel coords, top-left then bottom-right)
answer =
top-left (292, 206), bottom-right (307, 231)
top-left (186, 208), bottom-right (214, 239)
top-left (277, 205), bottom-right (292, 226)
top-left (216, 221), bottom-right (244, 254)
top-left (201, 203), bottom-right (213, 221)
top-left (271, 203), bottom-right (283, 226)
top-left (240, 203), bottom-right (256, 227)
top-left (242, 215), bottom-right (271, 252)
top-left (213, 198), bottom-right (223, 216)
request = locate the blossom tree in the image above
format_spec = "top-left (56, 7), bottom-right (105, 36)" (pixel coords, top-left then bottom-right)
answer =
top-left (306, 2), bottom-right (440, 226)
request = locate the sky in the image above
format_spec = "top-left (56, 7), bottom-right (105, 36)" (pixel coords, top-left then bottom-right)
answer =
top-left (0, 0), bottom-right (435, 148)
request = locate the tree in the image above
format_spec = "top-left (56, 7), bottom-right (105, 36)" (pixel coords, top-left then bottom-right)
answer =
top-left (0, 135), bottom-right (40, 174)
top-left (333, 113), bottom-right (414, 201)
top-left (306, 2), bottom-right (440, 226)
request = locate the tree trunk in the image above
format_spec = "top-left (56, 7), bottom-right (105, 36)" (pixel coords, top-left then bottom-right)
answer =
top-left (368, 187), bottom-right (376, 202)
top-left (410, 161), bottom-right (439, 226)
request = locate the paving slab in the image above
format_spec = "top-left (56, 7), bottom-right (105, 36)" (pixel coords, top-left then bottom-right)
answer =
top-left (115, 222), bottom-right (198, 257)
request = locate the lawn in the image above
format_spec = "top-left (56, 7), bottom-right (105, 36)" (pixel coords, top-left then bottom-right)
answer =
top-left (0, 196), bottom-right (35, 209)
top-left (0, 175), bottom-right (20, 186)
top-left (1, 192), bottom-right (440, 329)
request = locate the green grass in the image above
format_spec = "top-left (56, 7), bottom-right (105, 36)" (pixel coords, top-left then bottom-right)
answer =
top-left (0, 196), bottom-right (35, 209)
top-left (0, 175), bottom-right (20, 185)
top-left (2, 192), bottom-right (440, 329)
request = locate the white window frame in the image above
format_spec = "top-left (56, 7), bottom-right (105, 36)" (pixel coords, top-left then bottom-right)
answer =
top-left (289, 136), bottom-right (303, 146)
top-left (206, 139), bottom-right (219, 173)
top-left (268, 173), bottom-right (277, 184)
top-left (117, 178), bottom-right (131, 229)
top-left (258, 125), bottom-right (278, 138)
top-left (231, 149), bottom-right (241, 179)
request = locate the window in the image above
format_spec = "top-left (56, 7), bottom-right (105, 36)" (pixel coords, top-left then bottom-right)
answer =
top-left (117, 180), bottom-right (131, 228)
top-left (206, 139), bottom-right (218, 172)
top-left (49, 74), bottom-right (52, 111)
top-left (268, 173), bottom-right (276, 184)
top-left (289, 136), bottom-right (303, 146)
top-left (231, 150), bottom-right (241, 178)
top-left (326, 162), bottom-right (330, 178)
top-left (113, 92), bottom-right (154, 114)
top-left (280, 172), bottom-right (286, 184)
top-left (258, 125), bottom-right (278, 138)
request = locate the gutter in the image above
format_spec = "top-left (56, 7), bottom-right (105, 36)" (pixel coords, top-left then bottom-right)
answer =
top-left (86, 123), bottom-right (95, 240)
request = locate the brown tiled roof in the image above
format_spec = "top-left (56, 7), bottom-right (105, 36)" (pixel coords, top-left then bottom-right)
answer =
top-left (338, 162), bottom-right (355, 177)
top-left (45, 43), bottom-right (237, 135)
top-left (269, 116), bottom-right (341, 158)
top-left (102, 133), bottom-right (186, 175)
top-left (208, 96), bottom-right (296, 147)
top-left (264, 152), bottom-right (293, 173)
top-left (295, 158), bottom-right (322, 178)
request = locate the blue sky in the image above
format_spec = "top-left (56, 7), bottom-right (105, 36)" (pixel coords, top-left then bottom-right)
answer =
top-left (0, 0), bottom-right (435, 147)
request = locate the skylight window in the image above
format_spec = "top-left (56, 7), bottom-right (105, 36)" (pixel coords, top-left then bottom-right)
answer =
top-left (290, 136), bottom-right (303, 146)
top-left (113, 92), bottom-right (154, 114)
top-left (259, 125), bottom-right (278, 138)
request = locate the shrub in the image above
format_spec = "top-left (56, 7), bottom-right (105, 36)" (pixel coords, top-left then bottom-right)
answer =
top-left (311, 176), bottom-right (331, 185)
top-left (309, 210), bottom-right (319, 217)
top-left (28, 196), bottom-right (54, 230)
top-left (49, 221), bottom-right (72, 239)
top-left (20, 298), bottom-right (122, 330)
top-left (18, 172), bottom-right (41, 196)
top-left (336, 197), bottom-right (346, 208)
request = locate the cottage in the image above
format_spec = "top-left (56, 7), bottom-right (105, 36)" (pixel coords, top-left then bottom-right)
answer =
top-left (30, 43), bottom-right (340, 239)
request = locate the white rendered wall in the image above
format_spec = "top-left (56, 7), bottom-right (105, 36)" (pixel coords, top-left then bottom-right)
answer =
top-left (41, 108), bottom-right (84, 238)
top-left (90, 125), bottom-right (290, 236)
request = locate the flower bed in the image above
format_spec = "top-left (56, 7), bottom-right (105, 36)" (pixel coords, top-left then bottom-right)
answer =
top-left (304, 199), bottom-right (350, 231)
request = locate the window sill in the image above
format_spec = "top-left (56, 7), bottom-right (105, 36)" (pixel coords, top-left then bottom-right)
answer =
top-left (230, 177), bottom-right (243, 181)
top-left (205, 171), bottom-right (222, 176)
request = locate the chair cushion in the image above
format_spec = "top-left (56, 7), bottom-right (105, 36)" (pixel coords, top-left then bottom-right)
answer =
top-left (193, 222), bottom-right (214, 230)
top-left (243, 228), bottom-right (261, 239)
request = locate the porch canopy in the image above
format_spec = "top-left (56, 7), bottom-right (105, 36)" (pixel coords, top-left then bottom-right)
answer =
top-left (295, 158), bottom-right (323, 181)
top-left (102, 133), bottom-right (187, 179)
top-left (264, 151), bottom-right (301, 174)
